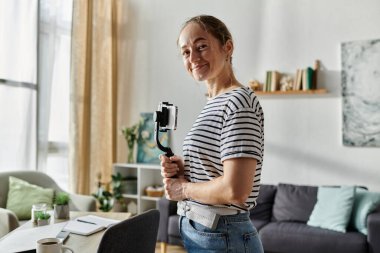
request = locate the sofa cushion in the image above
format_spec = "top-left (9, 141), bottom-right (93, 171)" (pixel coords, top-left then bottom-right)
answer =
top-left (250, 184), bottom-right (277, 222)
top-left (350, 187), bottom-right (380, 235)
top-left (260, 221), bottom-right (368, 253)
top-left (272, 183), bottom-right (317, 222)
top-left (307, 186), bottom-right (355, 233)
top-left (6, 176), bottom-right (54, 220)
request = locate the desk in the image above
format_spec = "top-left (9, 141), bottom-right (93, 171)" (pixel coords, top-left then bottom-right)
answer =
top-left (65, 212), bottom-right (131, 253)
top-left (1, 211), bottom-right (131, 253)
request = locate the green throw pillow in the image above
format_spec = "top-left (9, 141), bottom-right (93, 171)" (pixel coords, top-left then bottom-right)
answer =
top-left (350, 188), bottom-right (380, 235)
top-left (6, 176), bottom-right (54, 220)
top-left (307, 186), bottom-right (355, 233)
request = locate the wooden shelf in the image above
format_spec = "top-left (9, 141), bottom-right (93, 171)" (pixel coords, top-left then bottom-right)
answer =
top-left (255, 89), bottom-right (327, 95)
top-left (141, 195), bottom-right (162, 201)
top-left (122, 194), bottom-right (138, 199)
top-left (113, 163), bottom-right (162, 214)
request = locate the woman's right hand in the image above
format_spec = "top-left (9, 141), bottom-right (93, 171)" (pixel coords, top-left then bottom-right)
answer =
top-left (159, 155), bottom-right (184, 178)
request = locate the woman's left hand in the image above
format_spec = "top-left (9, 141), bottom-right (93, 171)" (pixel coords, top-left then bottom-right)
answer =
top-left (163, 177), bottom-right (189, 201)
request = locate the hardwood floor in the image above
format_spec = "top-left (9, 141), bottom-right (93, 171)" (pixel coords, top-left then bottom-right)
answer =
top-left (155, 243), bottom-right (186, 253)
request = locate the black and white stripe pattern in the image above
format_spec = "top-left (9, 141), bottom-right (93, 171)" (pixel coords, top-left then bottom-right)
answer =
top-left (183, 86), bottom-right (264, 210)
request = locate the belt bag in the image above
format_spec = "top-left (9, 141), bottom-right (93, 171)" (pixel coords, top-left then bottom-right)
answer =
top-left (178, 201), bottom-right (245, 230)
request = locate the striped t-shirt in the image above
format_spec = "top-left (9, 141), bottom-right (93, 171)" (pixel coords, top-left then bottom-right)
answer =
top-left (182, 86), bottom-right (264, 211)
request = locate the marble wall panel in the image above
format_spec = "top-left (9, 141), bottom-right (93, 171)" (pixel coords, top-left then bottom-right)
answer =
top-left (341, 39), bottom-right (380, 147)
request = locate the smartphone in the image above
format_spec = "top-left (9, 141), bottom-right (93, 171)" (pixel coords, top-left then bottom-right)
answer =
top-left (156, 102), bottom-right (178, 131)
top-left (56, 230), bottom-right (70, 243)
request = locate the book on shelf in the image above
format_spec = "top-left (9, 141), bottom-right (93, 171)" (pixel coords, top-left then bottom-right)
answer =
top-left (63, 215), bottom-right (120, 236)
top-left (294, 67), bottom-right (315, 91)
top-left (294, 69), bottom-right (303, 91)
top-left (265, 71), bottom-right (271, 91)
top-left (271, 71), bottom-right (281, 92)
top-left (300, 67), bottom-right (315, 91)
top-left (312, 60), bottom-right (319, 89)
top-left (302, 69), bottom-right (307, 90)
top-left (306, 67), bottom-right (314, 90)
top-left (265, 70), bottom-right (281, 92)
top-left (262, 60), bottom-right (320, 93)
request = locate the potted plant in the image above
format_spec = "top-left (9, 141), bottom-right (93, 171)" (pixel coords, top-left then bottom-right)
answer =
top-left (54, 192), bottom-right (70, 219)
top-left (36, 212), bottom-right (51, 226)
top-left (93, 189), bottom-right (114, 212)
top-left (92, 180), bottom-right (114, 212)
top-left (111, 172), bottom-right (127, 212)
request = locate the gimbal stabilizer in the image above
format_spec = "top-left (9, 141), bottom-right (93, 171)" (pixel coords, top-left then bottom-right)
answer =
top-left (154, 102), bottom-right (177, 158)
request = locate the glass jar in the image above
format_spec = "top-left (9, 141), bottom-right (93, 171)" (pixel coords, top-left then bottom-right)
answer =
top-left (31, 203), bottom-right (47, 225)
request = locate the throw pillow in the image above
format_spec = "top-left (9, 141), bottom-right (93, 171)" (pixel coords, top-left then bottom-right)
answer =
top-left (250, 184), bottom-right (277, 221)
top-left (350, 187), bottom-right (380, 235)
top-left (272, 183), bottom-right (318, 222)
top-left (307, 186), bottom-right (355, 233)
top-left (6, 176), bottom-right (54, 220)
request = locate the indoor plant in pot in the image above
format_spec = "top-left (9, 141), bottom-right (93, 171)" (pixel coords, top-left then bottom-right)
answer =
top-left (111, 172), bottom-right (127, 212)
top-left (36, 212), bottom-right (51, 226)
top-left (92, 173), bottom-right (114, 212)
top-left (54, 191), bottom-right (70, 219)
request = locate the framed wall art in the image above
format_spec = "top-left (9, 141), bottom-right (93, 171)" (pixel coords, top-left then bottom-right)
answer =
top-left (341, 39), bottom-right (380, 147)
top-left (136, 112), bottom-right (169, 164)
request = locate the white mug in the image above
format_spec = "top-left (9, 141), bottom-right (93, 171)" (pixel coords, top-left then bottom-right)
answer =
top-left (36, 238), bottom-right (74, 253)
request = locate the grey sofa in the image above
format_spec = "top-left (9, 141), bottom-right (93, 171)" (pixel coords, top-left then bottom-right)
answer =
top-left (157, 183), bottom-right (380, 253)
top-left (0, 170), bottom-right (97, 238)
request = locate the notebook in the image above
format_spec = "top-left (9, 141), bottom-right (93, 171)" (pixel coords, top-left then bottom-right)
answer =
top-left (0, 222), bottom-right (66, 253)
top-left (63, 215), bottom-right (120, 236)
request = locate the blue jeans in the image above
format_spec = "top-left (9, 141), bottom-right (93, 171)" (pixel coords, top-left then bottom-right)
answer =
top-left (179, 212), bottom-right (264, 253)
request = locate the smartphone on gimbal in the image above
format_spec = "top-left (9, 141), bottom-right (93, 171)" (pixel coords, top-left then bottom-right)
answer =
top-left (155, 102), bottom-right (178, 131)
top-left (154, 102), bottom-right (178, 157)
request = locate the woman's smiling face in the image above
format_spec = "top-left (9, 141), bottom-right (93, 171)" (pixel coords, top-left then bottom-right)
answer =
top-left (178, 23), bottom-right (229, 82)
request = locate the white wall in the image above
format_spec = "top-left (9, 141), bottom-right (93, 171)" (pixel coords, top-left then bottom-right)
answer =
top-left (119, 0), bottom-right (380, 191)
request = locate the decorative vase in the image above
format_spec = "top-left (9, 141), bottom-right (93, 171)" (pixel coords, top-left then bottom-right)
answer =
top-left (54, 204), bottom-right (70, 219)
top-left (127, 142), bottom-right (135, 163)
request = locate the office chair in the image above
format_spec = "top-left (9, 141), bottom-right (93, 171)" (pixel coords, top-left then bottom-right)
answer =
top-left (97, 209), bottom-right (160, 253)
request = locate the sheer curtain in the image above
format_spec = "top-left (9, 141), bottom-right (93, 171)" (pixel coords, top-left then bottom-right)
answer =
top-left (38, 0), bottom-right (73, 190)
top-left (70, 0), bottom-right (119, 194)
top-left (0, 0), bottom-right (38, 171)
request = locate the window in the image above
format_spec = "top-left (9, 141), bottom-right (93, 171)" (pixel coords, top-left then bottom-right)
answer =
top-left (38, 0), bottom-right (73, 190)
top-left (0, 1), bottom-right (38, 171)
top-left (1, 1), bottom-right (73, 191)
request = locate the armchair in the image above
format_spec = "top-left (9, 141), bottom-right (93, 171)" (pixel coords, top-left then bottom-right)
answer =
top-left (0, 170), bottom-right (96, 238)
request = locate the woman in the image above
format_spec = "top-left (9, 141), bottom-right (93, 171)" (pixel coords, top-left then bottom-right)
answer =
top-left (160, 15), bottom-right (264, 253)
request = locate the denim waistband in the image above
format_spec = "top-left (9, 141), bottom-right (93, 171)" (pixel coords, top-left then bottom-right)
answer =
top-left (218, 211), bottom-right (250, 223)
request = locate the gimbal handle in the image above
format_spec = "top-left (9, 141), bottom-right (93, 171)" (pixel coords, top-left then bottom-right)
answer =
top-left (154, 122), bottom-right (174, 157)
top-left (154, 117), bottom-right (177, 178)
